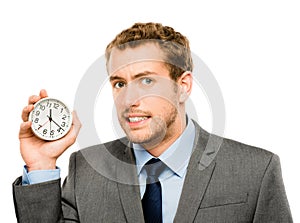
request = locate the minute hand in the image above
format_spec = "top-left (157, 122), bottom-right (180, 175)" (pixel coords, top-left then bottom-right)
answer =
top-left (47, 115), bottom-right (65, 131)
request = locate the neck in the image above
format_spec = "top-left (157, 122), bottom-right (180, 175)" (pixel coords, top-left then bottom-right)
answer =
top-left (142, 112), bottom-right (187, 157)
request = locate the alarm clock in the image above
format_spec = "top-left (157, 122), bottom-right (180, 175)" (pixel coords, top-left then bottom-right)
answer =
top-left (29, 97), bottom-right (72, 141)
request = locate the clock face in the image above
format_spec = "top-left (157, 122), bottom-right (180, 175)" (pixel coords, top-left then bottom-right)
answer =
top-left (29, 98), bottom-right (72, 141)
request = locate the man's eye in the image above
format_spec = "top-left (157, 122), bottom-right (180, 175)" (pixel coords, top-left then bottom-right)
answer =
top-left (114, 82), bottom-right (126, 89)
top-left (141, 78), bottom-right (153, 85)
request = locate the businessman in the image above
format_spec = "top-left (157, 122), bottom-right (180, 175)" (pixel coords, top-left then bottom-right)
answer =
top-left (13, 22), bottom-right (293, 222)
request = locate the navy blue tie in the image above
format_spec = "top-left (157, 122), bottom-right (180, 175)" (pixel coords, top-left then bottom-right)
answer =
top-left (142, 158), bottom-right (165, 223)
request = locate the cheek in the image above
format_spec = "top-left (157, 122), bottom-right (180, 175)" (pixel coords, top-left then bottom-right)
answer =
top-left (112, 90), bottom-right (124, 105)
top-left (112, 96), bottom-right (123, 116)
top-left (143, 85), bottom-right (179, 104)
top-left (144, 96), bottom-right (178, 113)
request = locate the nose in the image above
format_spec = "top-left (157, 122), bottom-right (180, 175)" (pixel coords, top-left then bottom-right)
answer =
top-left (118, 83), bottom-right (141, 108)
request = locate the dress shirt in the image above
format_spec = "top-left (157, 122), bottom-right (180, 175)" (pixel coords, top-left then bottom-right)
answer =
top-left (133, 117), bottom-right (195, 223)
top-left (22, 166), bottom-right (60, 185)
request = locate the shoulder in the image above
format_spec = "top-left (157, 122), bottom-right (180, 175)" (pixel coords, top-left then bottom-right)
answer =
top-left (213, 134), bottom-right (278, 175)
top-left (220, 136), bottom-right (274, 160)
top-left (66, 137), bottom-right (135, 183)
top-left (71, 137), bottom-right (129, 159)
top-left (67, 137), bottom-right (130, 171)
top-left (193, 120), bottom-right (276, 171)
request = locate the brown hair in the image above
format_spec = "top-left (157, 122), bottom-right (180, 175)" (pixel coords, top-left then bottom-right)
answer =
top-left (105, 22), bottom-right (193, 80)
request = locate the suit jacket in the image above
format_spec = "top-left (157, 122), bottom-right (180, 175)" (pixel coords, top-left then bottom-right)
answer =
top-left (13, 121), bottom-right (293, 222)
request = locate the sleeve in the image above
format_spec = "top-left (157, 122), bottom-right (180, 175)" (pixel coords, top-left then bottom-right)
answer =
top-left (253, 154), bottom-right (293, 222)
top-left (13, 177), bottom-right (64, 223)
top-left (12, 152), bottom-right (80, 223)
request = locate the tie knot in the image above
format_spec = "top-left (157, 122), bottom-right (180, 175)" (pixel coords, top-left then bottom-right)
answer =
top-left (144, 158), bottom-right (165, 182)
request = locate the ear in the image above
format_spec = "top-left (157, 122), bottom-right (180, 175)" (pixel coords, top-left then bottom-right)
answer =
top-left (177, 71), bottom-right (193, 103)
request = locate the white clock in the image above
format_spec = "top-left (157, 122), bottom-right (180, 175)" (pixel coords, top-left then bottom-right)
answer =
top-left (29, 97), bottom-right (72, 141)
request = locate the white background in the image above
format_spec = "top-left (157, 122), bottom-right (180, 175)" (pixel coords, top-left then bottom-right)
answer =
top-left (1, 0), bottom-right (299, 221)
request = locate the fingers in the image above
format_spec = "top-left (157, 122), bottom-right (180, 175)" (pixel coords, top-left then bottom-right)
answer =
top-left (21, 104), bottom-right (34, 122)
top-left (28, 95), bottom-right (40, 105)
top-left (19, 121), bottom-right (33, 139)
top-left (72, 111), bottom-right (82, 136)
top-left (39, 89), bottom-right (48, 98)
top-left (24, 89), bottom-right (48, 122)
top-left (28, 89), bottom-right (48, 105)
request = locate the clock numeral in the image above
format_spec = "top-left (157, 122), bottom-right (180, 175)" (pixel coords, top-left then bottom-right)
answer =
top-left (43, 129), bottom-right (48, 135)
top-left (62, 114), bottom-right (67, 120)
top-left (54, 103), bottom-right (59, 109)
top-left (61, 122), bottom-right (66, 127)
top-left (50, 130), bottom-right (55, 136)
top-left (34, 118), bottom-right (39, 123)
top-left (40, 105), bottom-right (45, 111)
top-left (60, 108), bottom-right (64, 113)
top-left (57, 127), bottom-right (62, 133)
top-left (36, 111), bottom-right (40, 116)
top-left (46, 102), bottom-right (52, 108)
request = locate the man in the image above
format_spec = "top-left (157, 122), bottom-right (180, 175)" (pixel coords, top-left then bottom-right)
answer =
top-left (13, 22), bottom-right (292, 222)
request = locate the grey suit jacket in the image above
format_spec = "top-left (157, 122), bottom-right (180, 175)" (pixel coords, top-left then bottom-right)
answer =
top-left (13, 122), bottom-right (293, 222)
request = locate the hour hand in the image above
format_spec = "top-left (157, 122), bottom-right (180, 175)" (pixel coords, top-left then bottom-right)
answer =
top-left (48, 109), bottom-right (53, 122)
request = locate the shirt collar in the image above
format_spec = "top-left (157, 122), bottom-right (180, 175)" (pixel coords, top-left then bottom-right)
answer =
top-left (133, 116), bottom-right (196, 178)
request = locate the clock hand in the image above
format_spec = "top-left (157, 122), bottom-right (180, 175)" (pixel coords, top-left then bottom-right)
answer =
top-left (49, 109), bottom-right (52, 133)
top-left (38, 120), bottom-right (49, 130)
top-left (50, 118), bottom-right (52, 133)
top-left (47, 115), bottom-right (65, 131)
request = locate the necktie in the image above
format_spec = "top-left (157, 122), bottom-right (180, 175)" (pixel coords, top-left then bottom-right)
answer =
top-left (142, 158), bottom-right (165, 223)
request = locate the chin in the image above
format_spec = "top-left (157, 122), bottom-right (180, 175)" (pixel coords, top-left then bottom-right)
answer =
top-left (126, 133), bottom-right (149, 144)
top-left (126, 131), bottom-right (164, 146)
top-left (120, 120), bottom-right (167, 145)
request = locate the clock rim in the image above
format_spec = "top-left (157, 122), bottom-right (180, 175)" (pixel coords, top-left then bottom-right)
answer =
top-left (29, 97), bottom-right (73, 141)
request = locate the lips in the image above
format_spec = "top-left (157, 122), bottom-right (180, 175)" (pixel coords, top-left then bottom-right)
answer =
top-left (124, 112), bottom-right (151, 125)
top-left (128, 116), bottom-right (149, 123)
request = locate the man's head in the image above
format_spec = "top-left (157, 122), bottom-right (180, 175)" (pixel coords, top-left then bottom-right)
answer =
top-left (105, 23), bottom-right (193, 155)
top-left (105, 22), bottom-right (193, 80)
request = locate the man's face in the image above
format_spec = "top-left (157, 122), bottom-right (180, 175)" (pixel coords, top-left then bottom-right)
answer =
top-left (108, 43), bottom-right (185, 149)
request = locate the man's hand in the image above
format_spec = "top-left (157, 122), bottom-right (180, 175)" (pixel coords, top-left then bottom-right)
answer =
top-left (19, 89), bottom-right (81, 172)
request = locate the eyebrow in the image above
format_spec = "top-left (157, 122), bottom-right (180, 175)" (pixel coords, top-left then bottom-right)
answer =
top-left (109, 71), bottom-right (157, 82)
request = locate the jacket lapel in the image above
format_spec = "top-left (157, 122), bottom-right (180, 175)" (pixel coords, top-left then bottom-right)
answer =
top-left (174, 122), bottom-right (220, 222)
top-left (114, 122), bottom-right (221, 223)
top-left (116, 142), bottom-right (145, 222)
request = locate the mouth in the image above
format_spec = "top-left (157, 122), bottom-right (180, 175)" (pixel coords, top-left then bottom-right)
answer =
top-left (125, 114), bottom-right (151, 126)
top-left (128, 116), bottom-right (149, 122)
